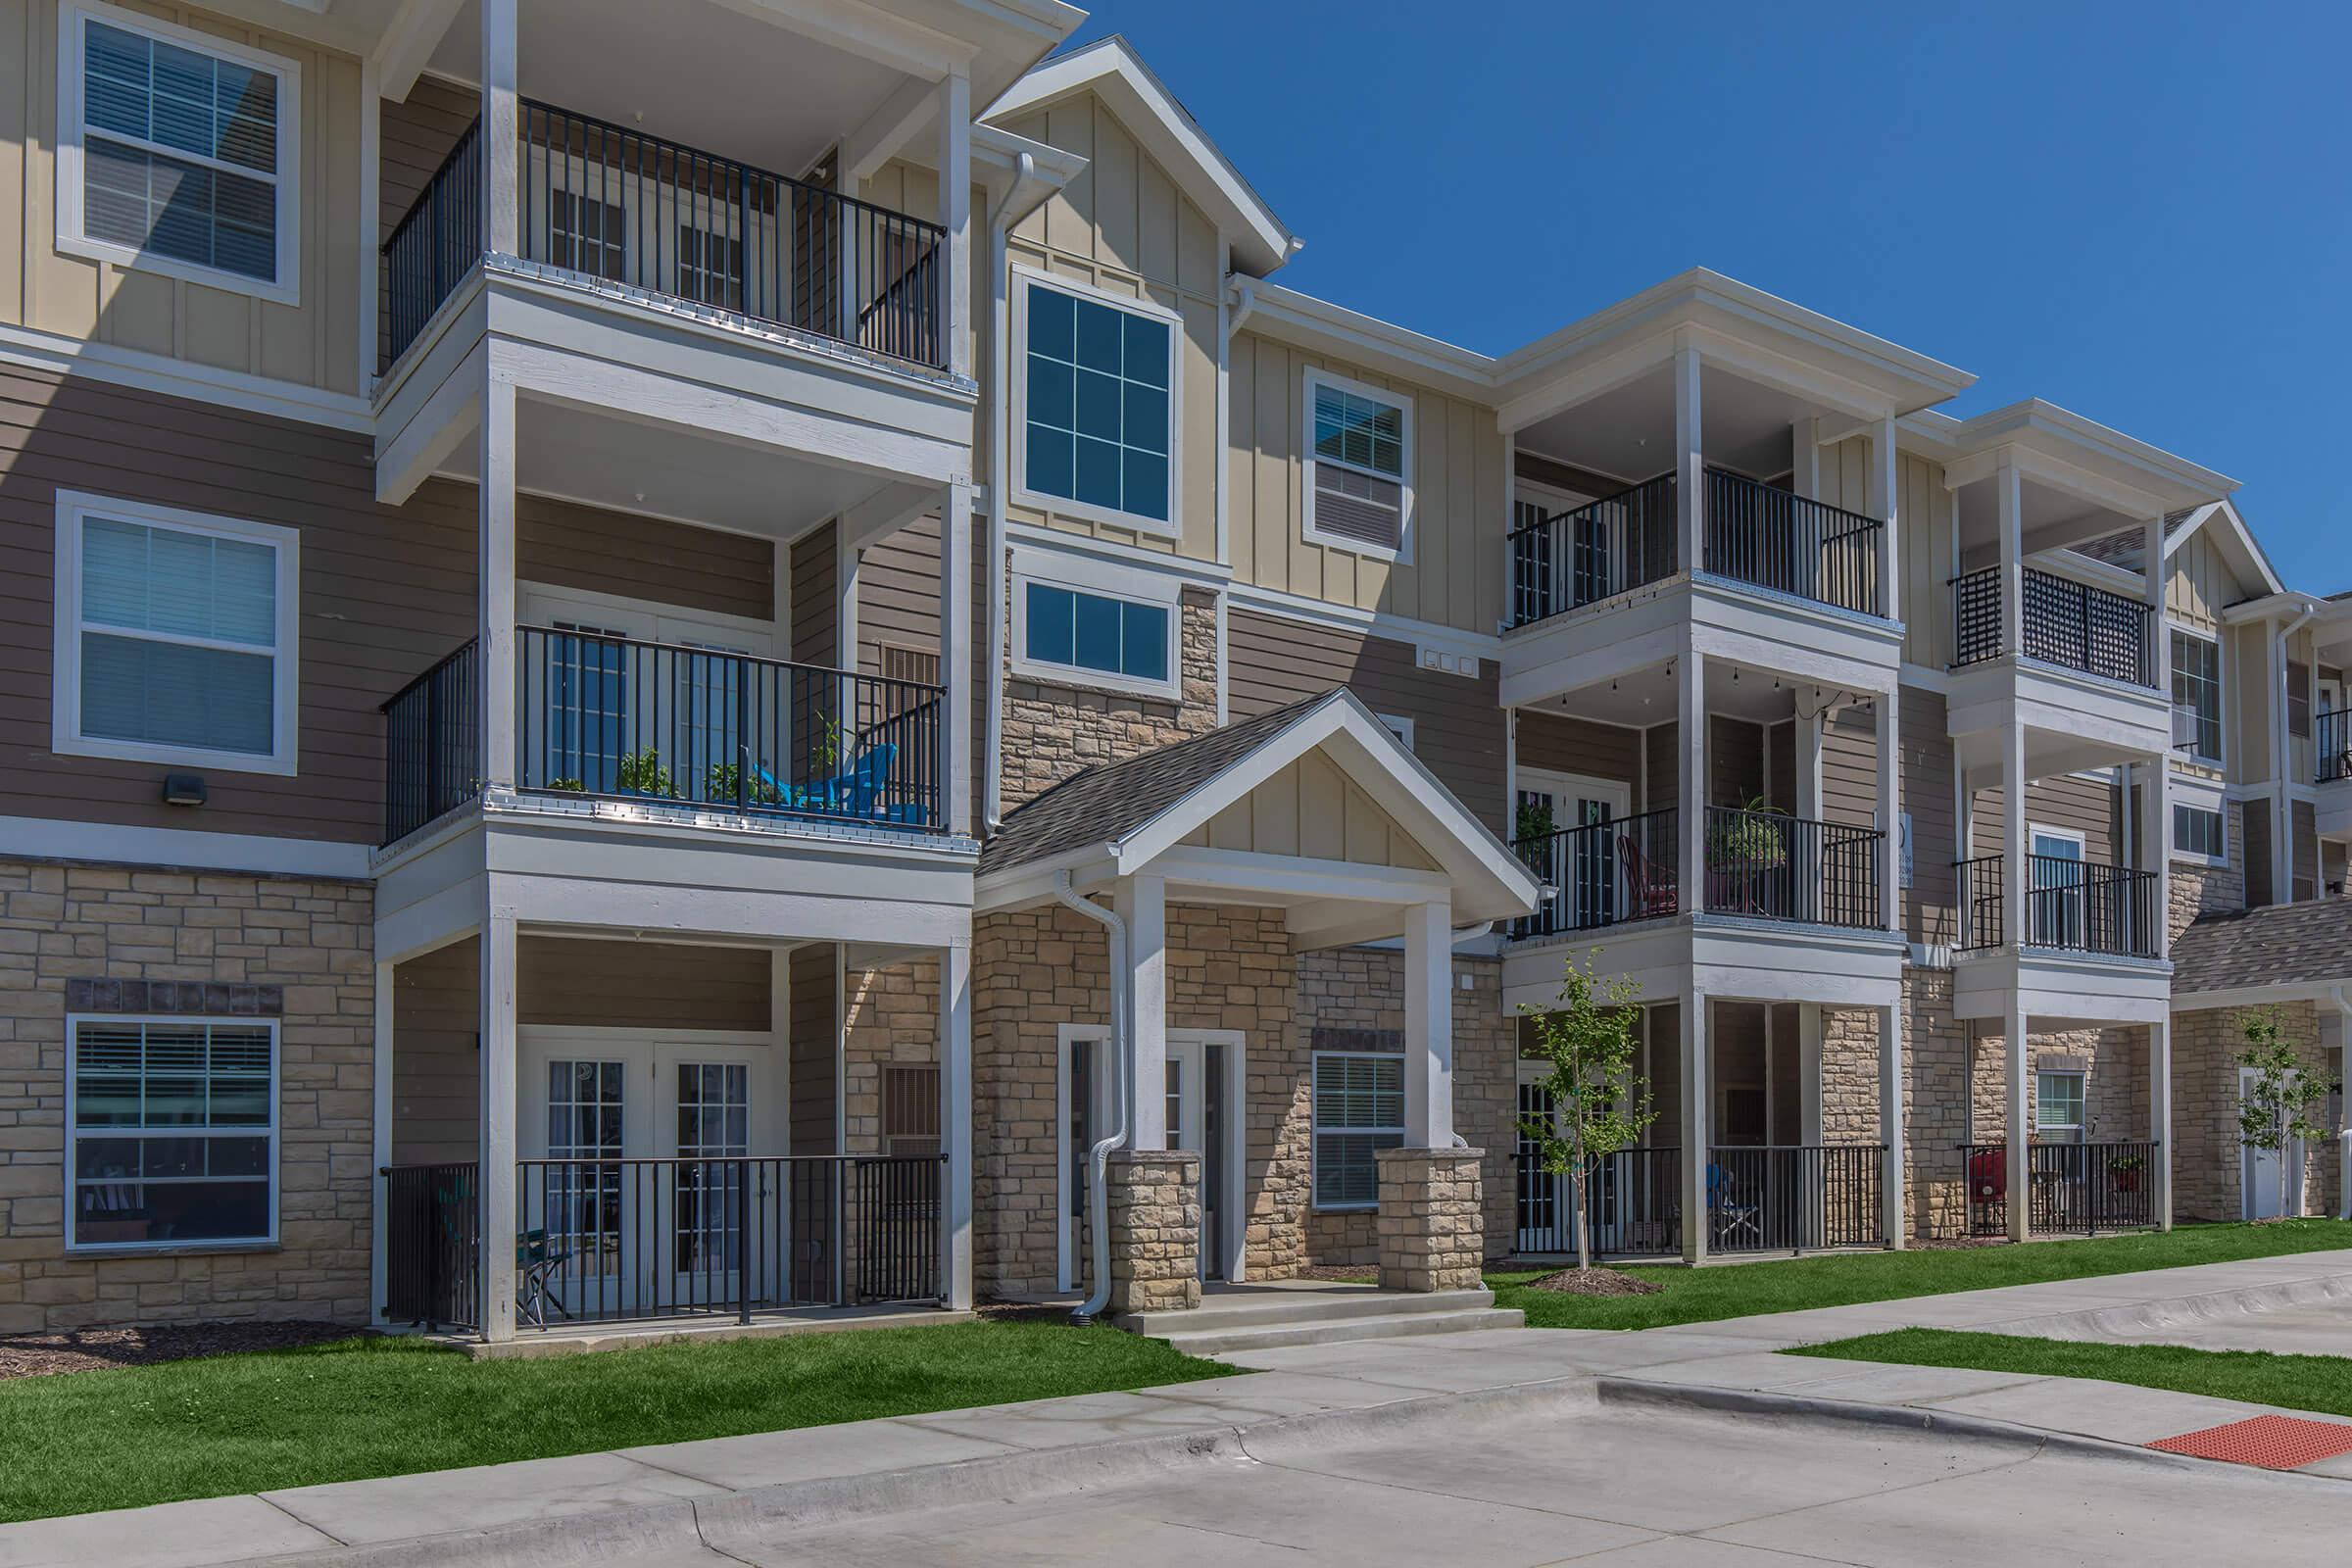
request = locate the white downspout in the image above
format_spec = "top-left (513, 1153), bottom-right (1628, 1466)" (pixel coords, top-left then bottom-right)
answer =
top-left (2332, 985), bottom-right (2352, 1221)
top-left (2273, 603), bottom-right (2315, 902)
top-left (982, 153), bottom-right (1033, 833)
top-left (1055, 872), bottom-right (1129, 1323)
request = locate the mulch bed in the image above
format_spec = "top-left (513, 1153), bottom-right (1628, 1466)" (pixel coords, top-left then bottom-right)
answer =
top-left (1909, 1236), bottom-right (2011, 1250)
top-left (0, 1321), bottom-right (370, 1381)
top-left (1292, 1265), bottom-right (1379, 1283)
top-left (1518, 1267), bottom-right (1662, 1298)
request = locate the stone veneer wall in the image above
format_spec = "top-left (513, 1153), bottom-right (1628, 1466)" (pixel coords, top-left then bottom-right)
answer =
top-left (997, 575), bottom-right (1221, 812)
top-left (843, 958), bottom-right (940, 1154)
top-left (1105, 1150), bottom-right (1200, 1314)
top-left (0, 861), bottom-right (374, 1332)
top-left (2173, 1001), bottom-right (2339, 1223)
top-left (1297, 948), bottom-right (1514, 1267)
top-left (1375, 1147), bottom-right (1485, 1292)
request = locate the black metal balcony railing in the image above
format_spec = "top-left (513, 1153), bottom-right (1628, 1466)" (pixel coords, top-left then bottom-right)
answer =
top-left (378, 629), bottom-right (945, 847)
top-left (1963, 1141), bottom-right (2158, 1237)
top-left (1949, 565), bottom-right (2155, 688)
top-left (1507, 471), bottom-right (1884, 629)
top-left (381, 1154), bottom-right (944, 1332)
top-left (1706, 1146), bottom-right (1886, 1252)
top-left (382, 103), bottom-right (948, 372)
top-left (1701, 808), bottom-right (1882, 929)
top-left (1513, 1144), bottom-right (1683, 1258)
top-left (1951, 855), bottom-right (2161, 957)
top-left (1508, 809), bottom-right (1679, 939)
top-left (2318, 708), bottom-right (2352, 783)
top-left (1703, 469), bottom-right (1883, 617)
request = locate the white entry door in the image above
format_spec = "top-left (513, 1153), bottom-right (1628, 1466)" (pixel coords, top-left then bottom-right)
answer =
top-left (654, 1042), bottom-right (784, 1309)
top-left (2239, 1065), bottom-right (2304, 1219)
top-left (1165, 1035), bottom-right (1220, 1281)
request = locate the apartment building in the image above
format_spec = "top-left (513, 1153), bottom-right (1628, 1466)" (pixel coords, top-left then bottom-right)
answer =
top-left (0, 3), bottom-right (2340, 1344)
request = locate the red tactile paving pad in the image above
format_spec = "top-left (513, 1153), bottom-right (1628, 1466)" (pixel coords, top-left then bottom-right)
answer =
top-left (2148, 1414), bottom-right (2352, 1469)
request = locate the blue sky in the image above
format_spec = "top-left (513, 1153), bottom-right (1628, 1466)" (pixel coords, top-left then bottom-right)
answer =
top-left (1054, 2), bottom-right (2351, 592)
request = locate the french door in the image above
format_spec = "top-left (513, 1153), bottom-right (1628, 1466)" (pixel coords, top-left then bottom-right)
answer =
top-left (1518, 771), bottom-right (1631, 932)
top-left (2027, 829), bottom-right (2085, 948)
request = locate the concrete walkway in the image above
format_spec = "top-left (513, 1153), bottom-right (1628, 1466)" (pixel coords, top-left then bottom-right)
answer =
top-left (5, 1249), bottom-right (2350, 1568)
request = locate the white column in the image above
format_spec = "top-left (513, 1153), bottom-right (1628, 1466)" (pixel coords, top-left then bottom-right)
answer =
top-left (2005, 997), bottom-right (2031, 1243)
top-left (1118, 873), bottom-right (1168, 1151)
top-left (941, 479), bottom-right (973, 835)
top-left (1402, 900), bottom-right (1455, 1147)
top-left (1796, 710), bottom-right (1824, 820)
top-left (2002, 699), bottom-right (2029, 950)
top-left (479, 0), bottom-right (517, 256)
top-left (2143, 514), bottom-right (2170, 692)
top-left (1997, 455), bottom-right (2024, 660)
top-left (478, 906), bottom-right (518, 1342)
top-left (2148, 1012), bottom-right (2173, 1234)
top-left (1679, 648), bottom-right (1706, 917)
top-left (2143, 512), bottom-right (2173, 944)
top-left (2141, 754), bottom-right (2170, 957)
top-left (1880, 1001), bottom-right (1905, 1249)
top-left (937, 940), bottom-right (973, 1306)
top-left (368, 957), bottom-right (394, 1326)
top-left (936, 68), bottom-right (973, 381)
top-left (1680, 994), bottom-right (1709, 1263)
top-left (1791, 416), bottom-right (1820, 502)
top-left (478, 367), bottom-right (517, 789)
top-left (1877, 689), bottom-right (1901, 934)
top-left (1798, 1004), bottom-right (1824, 1145)
top-left (1869, 416), bottom-right (1900, 622)
top-left (1674, 346), bottom-right (1704, 577)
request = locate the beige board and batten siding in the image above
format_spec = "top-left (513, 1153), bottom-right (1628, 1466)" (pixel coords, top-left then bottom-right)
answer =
top-left (1, 364), bottom-right (770, 842)
top-left (1231, 328), bottom-right (1506, 633)
top-left (1816, 440), bottom-right (1949, 664)
top-left (853, 511), bottom-right (988, 824)
top-left (994, 92), bottom-right (1221, 562)
top-left (0, 0), bottom-right (365, 393)
top-left (1179, 748), bottom-right (1441, 872)
top-left (1224, 607), bottom-right (1504, 834)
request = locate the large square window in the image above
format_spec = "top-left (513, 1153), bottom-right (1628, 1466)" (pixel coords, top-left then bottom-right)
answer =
top-left (1020, 277), bottom-right (1176, 529)
top-left (2172, 630), bottom-right (2221, 761)
top-left (1019, 579), bottom-right (1172, 692)
top-left (69, 1017), bottom-right (276, 1250)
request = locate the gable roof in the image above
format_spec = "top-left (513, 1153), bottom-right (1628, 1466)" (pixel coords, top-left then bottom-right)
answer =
top-left (979, 34), bottom-right (1298, 276)
top-left (977, 687), bottom-right (1540, 925)
top-left (2171, 901), bottom-right (2352, 1004)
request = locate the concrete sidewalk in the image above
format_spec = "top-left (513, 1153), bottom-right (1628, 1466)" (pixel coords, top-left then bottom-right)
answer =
top-left (5, 1249), bottom-right (2350, 1568)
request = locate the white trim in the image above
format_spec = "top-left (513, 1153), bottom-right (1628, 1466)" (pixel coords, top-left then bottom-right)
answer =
top-left (515, 580), bottom-right (777, 651)
top-left (2171, 798), bottom-right (2229, 868)
top-left (2168, 620), bottom-right (2225, 770)
top-left (1300, 366), bottom-right (1414, 564)
top-left (1308, 1047), bottom-right (1405, 1212)
top-left (0, 815), bottom-right (368, 877)
top-left (55, 0), bottom-right (303, 307)
top-left (1374, 712), bottom-right (1414, 753)
top-left (1005, 520), bottom-right (1230, 587)
top-left (2033, 1066), bottom-right (2086, 1141)
top-left (1009, 266), bottom-right (1184, 540)
top-left (0, 318), bottom-right (372, 429)
top-left (1222, 578), bottom-right (1499, 663)
top-left (1008, 546), bottom-right (1183, 701)
top-left (52, 489), bottom-right (303, 776)
top-left (1053, 1020), bottom-right (1108, 1294)
top-left (65, 1011), bottom-right (281, 1255)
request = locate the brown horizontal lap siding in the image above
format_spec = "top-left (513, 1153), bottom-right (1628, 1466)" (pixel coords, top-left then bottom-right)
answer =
top-left (1709, 716), bottom-right (1764, 808)
top-left (1643, 723), bottom-right (1677, 814)
top-left (379, 75), bottom-right (480, 371)
top-left (791, 523), bottom-right (839, 668)
top-left (1514, 711), bottom-right (1641, 793)
top-left (789, 942), bottom-right (839, 1154)
top-left (1821, 705), bottom-right (1880, 829)
top-left (1902, 688), bottom-right (1957, 946)
top-left (516, 493), bottom-right (771, 621)
top-left (1225, 608), bottom-right (1503, 833)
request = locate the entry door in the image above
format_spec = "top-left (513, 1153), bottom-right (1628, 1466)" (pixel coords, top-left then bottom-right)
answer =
top-left (2028, 829), bottom-right (2084, 948)
top-left (524, 1054), bottom-right (636, 1318)
top-left (2239, 1066), bottom-right (2304, 1219)
top-left (1165, 1035), bottom-right (1228, 1282)
top-left (655, 1044), bottom-right (783, 1307)
top-left (1519, 772), bottom-right (1632, 931)
top-left (1516, 1073), bottom-right (1565, 1252)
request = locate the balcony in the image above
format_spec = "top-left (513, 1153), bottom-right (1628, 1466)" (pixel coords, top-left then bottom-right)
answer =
top-left (1951, 565), bottom-right (2154, 689)
top-left (1954, 855), bottom-right (2161, 958)
top-left (1961, 1142), bottom-right (2158, 1237)
top-left (1512, 1145), bottom-right (1886, 1258)
top-left (2319, 709), bottom-right (2352, 783)
top-left (1507, 469), bottom-right (1885, 629)
top-left (1507, 808), bottom-right (1883, 941)
top-left (380, 628), bottom-right (945, 848)
top-left (382, 101), bottom-right (948, 373)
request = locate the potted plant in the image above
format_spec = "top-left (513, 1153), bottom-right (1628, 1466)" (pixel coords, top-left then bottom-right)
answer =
top-left (1707, 795), bottom-right (1789, 869)
top-left (2108, 1151), bottom-right (2145, 1193)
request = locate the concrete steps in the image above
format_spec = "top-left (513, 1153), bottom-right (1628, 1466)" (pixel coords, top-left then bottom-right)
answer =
top-left (1117, 1287), bottom-right (1523, 1354)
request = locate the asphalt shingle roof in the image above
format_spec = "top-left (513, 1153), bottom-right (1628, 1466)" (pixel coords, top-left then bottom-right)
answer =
top-left (2170, 900), bottom-right (2352, 996)
top-left (979, 689), bottom-right (1346, 878)
top-left (2068, 509), bottom-right (2202, 568)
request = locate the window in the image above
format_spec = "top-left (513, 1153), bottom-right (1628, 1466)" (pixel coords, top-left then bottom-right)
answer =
top-left (881, 1064), bottom-right (941, 1157)
top-left (2172, 630), bottom-right (2221, 760)
top-left (68, 1016), bottom-right (275, 1250)
top-left (549, 190), bottom-right (626, 281)
top-left (1312, 1052), bottom-right (1404, 1209)
top-left (2027, 827), bottom-right (2085, 948)
top-left (1302, 369), bottom-right (1412, 558)
top-left (1016, 576), bottom-right (1175, 695)
top-left (1375, 713), bottom-right (1415, 752)
top-left (2288, 661), bottom-right (2312, 741)
top-left (676, 222), bottom-right (743, 310)
top-left (54, 492), bottom-right (299, 774)
top-left (1017, 273), bottom-right (1176, 530)
top-left (59, 0), bottom-right (298, 301)
top-left (2034, 1070), bottom-right (2085, 1143)
top-left (2174, 803), bottom-right (2226, 861)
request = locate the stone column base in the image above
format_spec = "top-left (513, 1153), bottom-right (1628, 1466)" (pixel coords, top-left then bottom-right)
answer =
top-left (1106, 1149), bottom-right (1200, 1314)
top-left (1377, 1146), bottom-right (1486, 1293)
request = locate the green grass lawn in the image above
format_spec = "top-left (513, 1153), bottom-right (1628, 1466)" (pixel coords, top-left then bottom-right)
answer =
top-left (1489, 1218), bottom-right (2352, 1332)
top-left (1788, 1327), bottom-right (2352, 1421)
top-left (0, 1319), bottom-right (1229, 1524)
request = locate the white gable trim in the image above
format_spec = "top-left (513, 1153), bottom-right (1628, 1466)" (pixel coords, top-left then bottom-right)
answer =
top-left (2167, 497), bottom-right (2283, 598)
top-left (982, 36), bottom-right (1296, 275)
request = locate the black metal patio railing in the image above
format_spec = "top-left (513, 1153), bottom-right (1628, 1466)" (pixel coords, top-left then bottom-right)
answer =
top-left (382, 102), bottom-right (948, 371)
top-left (381, 1153), bottom-right (946, 1332)
top-left (1508, 808), bottom-right (1679, 940)
top-left (1513, 1144), bottom-right (1683, 1258)
top-left (1951, 855), bottom-right (2160, 957)
top-left (378, 629), bottom-right (945, 847)
top-left (2317, 708), bottom-right (2352, 783)
top-left (1701, 808), bottom-right (1882, 929)
top-left (1963, 1141), bottom-right (2158, 1237)
top-left (1507, 470), bottom-right (1884, 629)
top-left (1949, 565), bottom-right (2155, 688)
top-left (1706, 1145), bottom-right (1886, 1253)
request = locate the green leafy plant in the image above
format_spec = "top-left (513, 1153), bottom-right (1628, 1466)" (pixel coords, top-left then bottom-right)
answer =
top-left (2237, 1006), bottom-right (2330, 1220)
top-left (706, 761), bottom-right (782, 806)
top-left (1707, 795), bottom-right (1789, 869)
top-left (1515, 797), bottom-right (1557, 845)
top-left (1517, 953), bottom-right (1654, 1271)
top-left (615, 749), bottom-right (675, 799)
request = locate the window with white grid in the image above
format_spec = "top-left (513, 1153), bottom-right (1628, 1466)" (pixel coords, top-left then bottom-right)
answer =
top-left (68, 1016), bottom-right (276, 1250)
top-left (1312, 1052), bottom-right (1404, 1210)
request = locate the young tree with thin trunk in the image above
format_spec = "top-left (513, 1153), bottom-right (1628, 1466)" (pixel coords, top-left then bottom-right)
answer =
top-left (2237, 1006), bottom-right (2328, 1221)
top-left (1517, 954), bottom-right (1653, 1271)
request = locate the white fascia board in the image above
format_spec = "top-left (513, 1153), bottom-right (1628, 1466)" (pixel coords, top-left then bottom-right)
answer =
top-left (2175, 980), bottom-right (2352, 1012)
top-left (0, 319), bottom-right (372, 432)
top-left (1240, 283), bottom-right (1498, 405)
top-left (0, 816), bottom-right (371, 879)
top-left (981, 36), bottom-right (1296, 275)
top-left (2029, 546), bottom-right (2146, 600)
top-left (1946, 399), bottom-right (2237, 509)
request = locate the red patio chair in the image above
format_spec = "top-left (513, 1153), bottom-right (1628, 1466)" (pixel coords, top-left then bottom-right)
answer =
top-left (1616, 832), bottom-right (1678, 918)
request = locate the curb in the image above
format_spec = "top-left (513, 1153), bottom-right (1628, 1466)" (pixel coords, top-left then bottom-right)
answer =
top-left (1976, 1270), bottom-right (2352, 1344)
top-left (1594, 1374), bottom-right (2352, 1489)
top-left (239, 1377), bottom-right (1600, 1568)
